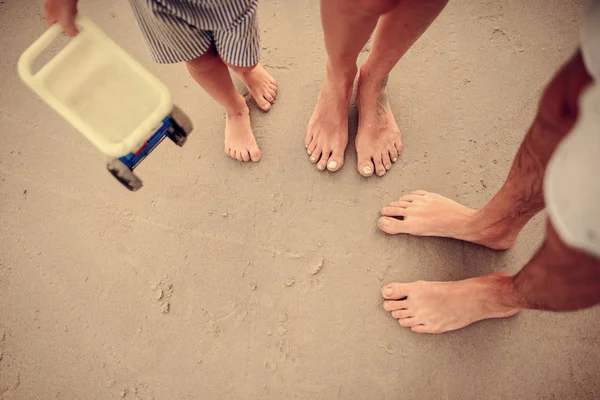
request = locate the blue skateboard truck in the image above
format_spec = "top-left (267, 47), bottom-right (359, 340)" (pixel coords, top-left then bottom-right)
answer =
top-left (106, 105), bottom-right (193, 191)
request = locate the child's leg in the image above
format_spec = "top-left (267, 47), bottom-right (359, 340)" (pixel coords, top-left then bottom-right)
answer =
top-left (186, 45), bottom-right (261, 162)
top-left (128, 0), bottom-right (262, 162)
top-left (213, 0), bottom-right (277, 112)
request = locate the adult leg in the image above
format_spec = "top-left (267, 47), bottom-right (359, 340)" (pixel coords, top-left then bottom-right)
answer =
top-left (381, 220), bottom-right (600, 334)
top-left (186, 45), bottom-right (261, 162)
top-left (356, 0), bottom-right (448, 177)
top-left (306, 0), bottom-right (400, 172)
top-left (379, 51), bottom-right (592, 249)
top-left (379, 51), bottom-right (596, 334)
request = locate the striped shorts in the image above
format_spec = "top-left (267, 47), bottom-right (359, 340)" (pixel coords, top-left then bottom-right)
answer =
top-left (128, 0), bottom-right (260, 67)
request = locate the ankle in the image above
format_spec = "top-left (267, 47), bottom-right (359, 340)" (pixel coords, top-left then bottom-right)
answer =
top-left (466, 210), bottom-right (524, 249)
top-left (475, 273), bottom-right (521, 310)
top-left (358, 66), bottom-right (388, 90)
top-left (223, 95), bottom-right (249, 117)
top-left (225, 106), bottom-right (249, 119)
top-left (326, 59), bottom-right (357, 87)
top-left (234, 64), bottom-right (257, 78)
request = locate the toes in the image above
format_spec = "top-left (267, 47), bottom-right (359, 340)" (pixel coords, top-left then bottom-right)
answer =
top-left (307, 138), bottom-right (317, 155)
top-left (382, 152), bottom-right (392, 171)
top-left (241, 149), bottom-right (251, 162)
top-left (257, 100), bottom-right (271, 111)
top-left (264, 92), bottom-right (275, 103)
top-left (227, 146), bottom-right (260, 162)
top-left (381, 206), bottom-right (407, 218)
top-left (326, 160), bottom-right (342, 172)
top-left (310, 147), bottom-right (323, 164)
top-left (390, 200), bottom-right (411, 208)
top-left (410, 325), bottom-right (430, 334)
top-left (358, 158), bottom-right (375, 177)
top-left (381, 283), bottom-right (408, 300)
top-left (249, 147), bottom-right (262, 162)
top-left (383, 300), bottom-right (408, 312)
top-left (394, 139), bottom-right (404, 154)
top-left (305, 130), bottom-right (314, 149)
top-left (326, 149), bottom-right (344, 172)
top-left (267, 87), bottom-right (277, 100)
top-left (391, 309), bottom-right (412, 319)
top-left (378, 216), bottom-right (407, 235)
top-left (399, 317), bottom-right (420, 328)
top-left (373, 155), bottom-right (386, 177)
top-left (399, 193), bottom-right (423, 202)
top-left (252, 90), bottom-right (271, 111)
top-left (317, 151), bottom-right (331, 171)
top-left (389, 147), bottom-right (399, 163)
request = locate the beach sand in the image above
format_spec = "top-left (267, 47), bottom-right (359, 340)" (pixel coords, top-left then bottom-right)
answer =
top-left (1, 0), bottom-right (599, 399)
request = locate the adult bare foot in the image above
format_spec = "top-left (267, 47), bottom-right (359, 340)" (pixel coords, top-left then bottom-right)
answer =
top-left (305, 67), bottom-right (354, 172)
top-left (355, 71), bottom-right (403, 177)
top-left (224, 107), bottom-right (261, 162)
top-left (378, 190), bottom-right (520, 250)
top-left (381, 274), bottom-right (520, 334)
top-left (236, 64), bottom-right (278, 112)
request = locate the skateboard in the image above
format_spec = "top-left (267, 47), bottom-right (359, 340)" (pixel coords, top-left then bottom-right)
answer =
top-left (18, 16), bottom-right (193, 191)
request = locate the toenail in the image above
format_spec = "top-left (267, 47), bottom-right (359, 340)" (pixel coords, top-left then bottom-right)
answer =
top-left (307, 149), bottom-right (312, 155)
top-left (392, 158), bottom-right (398, 162)
top-left (385, 287), bottom-right (393, 296)
top-left (385, 164), bottom-right (391, 170)
top-left (377, 170), bottom-right (385, 176)
top-left (327, 161), bottom-right (338, 170)
top-left (310, 156), bottom-right (316, 162)
top-left (363, 166), bottom-right (373, 175)
top-left (317, 164), bottom-right (325, 171)
top-left (380, 218), bottom-right (390, 227)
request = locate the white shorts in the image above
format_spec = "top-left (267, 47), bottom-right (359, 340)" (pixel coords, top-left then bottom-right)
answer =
top-left (544, 0), bottom-right (600, 258)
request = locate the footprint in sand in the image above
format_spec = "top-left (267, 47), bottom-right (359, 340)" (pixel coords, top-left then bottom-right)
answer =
top-left (151, 278), bottom-right (173, 314)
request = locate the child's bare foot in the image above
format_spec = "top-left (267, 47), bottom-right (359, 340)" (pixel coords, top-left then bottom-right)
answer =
top-left (355, 70), bottom-right (403, 177)
top-left (224, 107), bottom-right (261, 162)
top-left (236, 64), bottom-right (278, 112)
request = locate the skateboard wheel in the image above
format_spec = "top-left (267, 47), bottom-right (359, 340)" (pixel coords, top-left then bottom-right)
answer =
top-left (107, 158), bottom-right (143, 192)
top-left (168, 128), bottom-right (187, 147)
top-left (170, 105), bottom-right (193, 136)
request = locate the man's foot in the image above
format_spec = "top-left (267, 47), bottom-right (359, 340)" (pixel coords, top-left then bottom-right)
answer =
top-left (378, 190), bottom-right (520, 250)
top-left (224, 107), bottom-right (261, 162)
top-left (305, 67), bottom-right (354, 172)
top-left (382, 274), bottom-right (520, 334)
top-left (236, 64), bottom-right (278, 112)
top-left (355, 70), bottom-right (403, 177)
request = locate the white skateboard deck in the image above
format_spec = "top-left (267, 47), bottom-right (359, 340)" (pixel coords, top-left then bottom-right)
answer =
top-left (18, 16), bottom-right (172, 157)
